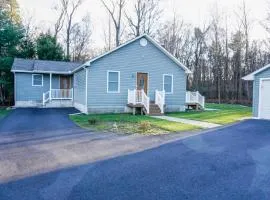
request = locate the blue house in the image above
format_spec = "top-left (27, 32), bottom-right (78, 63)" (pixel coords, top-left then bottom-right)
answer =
top-left (12, 34), bottom-right (200, 115)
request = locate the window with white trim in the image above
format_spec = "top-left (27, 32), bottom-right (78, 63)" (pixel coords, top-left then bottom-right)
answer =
top-left (107, 71), bottom-right (120, 93)
top-left (32, 74), bottom-right (43, 86)
top-left (163, 74), bottom-right (173, 94)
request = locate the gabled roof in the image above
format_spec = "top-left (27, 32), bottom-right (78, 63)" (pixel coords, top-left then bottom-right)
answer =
top-left (11, 58), bottom-right (82, 74)
top-left (242, 64), bottom-right (270, 81)
top-left (72, 34), bottom-right (192, 74)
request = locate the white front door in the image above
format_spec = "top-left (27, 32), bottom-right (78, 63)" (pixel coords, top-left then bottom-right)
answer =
top-left (260, 79), bottom-right (270, 119)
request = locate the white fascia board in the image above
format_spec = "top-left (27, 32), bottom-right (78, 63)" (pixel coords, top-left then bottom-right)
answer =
top-left (11, 70), bottom-right (72, 75)
top-left (242, 64), bottom-right (270, 81)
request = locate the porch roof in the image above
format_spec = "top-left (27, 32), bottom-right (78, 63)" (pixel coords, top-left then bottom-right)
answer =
top-left (11, 58), bottom-right (82, 74)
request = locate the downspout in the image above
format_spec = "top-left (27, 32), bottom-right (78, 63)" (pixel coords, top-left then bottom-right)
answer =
top-left (83, 66), bottom-right (89, 114)
top-left (14, 72), bottom-right (16, 106)
top-left (49, 73), bottom-right (52, 100)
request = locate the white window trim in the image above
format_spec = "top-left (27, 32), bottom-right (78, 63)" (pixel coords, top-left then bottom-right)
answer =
top-left (107, 70), bottom-right (120, 93)
top-left (258, 77), bottom-right (270, 119)
top-left (163, 74), bottom-right (173, 94)
top-left (32, 74), bottom-right (43, 87)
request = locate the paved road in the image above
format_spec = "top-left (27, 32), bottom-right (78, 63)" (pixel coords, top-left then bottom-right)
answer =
top-left (0, 119), bottom-right (270, 200)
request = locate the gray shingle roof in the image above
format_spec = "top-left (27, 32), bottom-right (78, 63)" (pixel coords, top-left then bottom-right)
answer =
top-left (11, 58), bottom-right (82, 74)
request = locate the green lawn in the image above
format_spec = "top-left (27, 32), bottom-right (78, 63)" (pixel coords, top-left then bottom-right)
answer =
top-left (0, 108), bottom-right (10, 120)
top-left (168, 103), bottom-right (252, 125)
top-left (70, 113), bottom-right (200, 135)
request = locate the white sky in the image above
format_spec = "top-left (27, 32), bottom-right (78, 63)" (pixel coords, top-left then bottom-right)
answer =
top-left (17, 0), bottom-right (270, 48)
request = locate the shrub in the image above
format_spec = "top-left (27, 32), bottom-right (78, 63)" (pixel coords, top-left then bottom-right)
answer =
top-left (88, 117), bottom-right (98, 125)
top-left (138, 121), bottom-right (151, 133)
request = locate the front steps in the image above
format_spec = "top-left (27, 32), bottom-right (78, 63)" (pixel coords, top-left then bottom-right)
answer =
top-left (127, 103), bottom-right (164, 116)
top-left (149, 103), bottom-right (163, 116)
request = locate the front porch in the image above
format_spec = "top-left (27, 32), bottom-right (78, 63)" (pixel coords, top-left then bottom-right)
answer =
top-left (42, 74), bottom-right (73, 107)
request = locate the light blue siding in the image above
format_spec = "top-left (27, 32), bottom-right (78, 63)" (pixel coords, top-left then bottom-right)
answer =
top-left (15, 73), bottom-right (73, 103)
top-left (52, 75), bottom-right (60, 89)
top-left (253, 68), bottom-right (270, 117)
top-left (74, 69), bottom-right (86, 105)
top-left (15, 73), bottom-right (50, 102)
top-left (87, 37), bottom-right (187, 113)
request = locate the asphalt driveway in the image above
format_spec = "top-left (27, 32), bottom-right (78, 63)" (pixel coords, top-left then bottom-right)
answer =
top-left (0, 108), bottom-right (80, 134)
top-left (0, 119), bottom-right (270, 200)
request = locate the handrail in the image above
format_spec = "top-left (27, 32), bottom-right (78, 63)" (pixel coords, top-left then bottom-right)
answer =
top-left (155, 90), bottom-right (165, 113)
top-left (43, 91), bottom-right (50, 106)
top-left (141, 89), bottom-right (150, 114)
top-left (128, 89), bottom-right (150, 114)
top-left (51, 88), bottom-right (73, 99)
top-left (186, 91), bottom-right (205, 108)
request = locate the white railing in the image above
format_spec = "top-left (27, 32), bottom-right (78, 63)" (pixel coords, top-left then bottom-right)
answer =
top-left (43, 91), bottom-right (50, 105)
top-left (128, 89), bottom-right (150, 114)
top-left (141, 90), bottom-right (150, 114)
top-left (128, 89), bottom-right (136, 105)
top-left (155, 90), bottom-right (165, 113)
top-left (51, 89), bottom-right (73, 99)
top-left (186, 91), bottom-right (205, 108)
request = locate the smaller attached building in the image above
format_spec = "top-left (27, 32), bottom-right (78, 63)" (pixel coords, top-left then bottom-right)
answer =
top-left (243, 65), bottom-right (270, 119)
top-left (12, 59), bottom-right (81, 107)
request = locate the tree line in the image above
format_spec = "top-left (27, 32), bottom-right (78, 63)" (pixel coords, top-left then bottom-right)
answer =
top-left (1, 0), bottom-right (270, 105)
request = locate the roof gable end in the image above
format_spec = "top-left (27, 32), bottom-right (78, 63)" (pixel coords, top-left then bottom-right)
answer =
top-left (243, 64), bottom-right (270, 81)
top-left (73, 34), bottom-right (192, 74)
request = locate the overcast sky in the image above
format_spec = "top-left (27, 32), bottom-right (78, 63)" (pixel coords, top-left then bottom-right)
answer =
top-left (17, 0), bottom-right (270, 48)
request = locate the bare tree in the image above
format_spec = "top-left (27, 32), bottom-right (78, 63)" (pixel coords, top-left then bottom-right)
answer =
top-left (101, 0), bottom-right (126, 46)
top-left (238, 0), bottom-right (252, 100)
top-left (157, 14), bottom-right (193, 66)
top-left (53, 0), bottom-right (68, 40)
top-left (125, 0), bottom-right (162, 37)
top-left (63, 0), bottom-right (83, 60)
top-left (70, 14), bottom-right (92, 61)
top-left (103, 14), bottom-right (113, 50)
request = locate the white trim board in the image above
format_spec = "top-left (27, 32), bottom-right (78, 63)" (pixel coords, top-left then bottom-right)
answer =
top-left (242, 64), bottom-right (270, 81)
top-left (107, 70), bottom-right (120, 93)
top-left (85, 67), bottom-right (88, 113)
top-left (12, 69), bottom-right (73, 75)
top-left (258, 78), bottom-right (270, 119)
top-left (32, 74), bottom-right (43, 86)
top-left (163, 74), bottom-right (174, 94)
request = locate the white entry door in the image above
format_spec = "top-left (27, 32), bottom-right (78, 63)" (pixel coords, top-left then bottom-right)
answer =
top-left (260, 79), bottom-right (270, 119)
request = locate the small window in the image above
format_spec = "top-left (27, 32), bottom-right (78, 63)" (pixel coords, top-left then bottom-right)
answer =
top-left (32, 74), bottom-right (43, 86)
top-left (163, 74), bottom-right (173, 94)
top-left (107, 71), bottom-right (120, 93)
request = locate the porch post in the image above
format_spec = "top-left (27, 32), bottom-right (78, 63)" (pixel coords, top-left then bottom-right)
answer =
top-left (49, 73), bottom-right (52, 100)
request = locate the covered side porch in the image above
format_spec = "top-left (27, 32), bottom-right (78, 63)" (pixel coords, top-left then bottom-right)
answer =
top-left (42, 73), bottom-right (74, 107)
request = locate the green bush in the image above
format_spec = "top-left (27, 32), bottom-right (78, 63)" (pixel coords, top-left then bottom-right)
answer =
top-left (88, 117), bottom-right (98, 125)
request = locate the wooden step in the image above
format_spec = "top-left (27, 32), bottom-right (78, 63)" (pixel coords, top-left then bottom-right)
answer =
top-left (149, 103), bottom-right (163, 116)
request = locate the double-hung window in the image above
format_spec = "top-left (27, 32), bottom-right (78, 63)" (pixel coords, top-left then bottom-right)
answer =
top-left (107, 71), bottom-right (120, 93)
top-left (32, 74), bottom-right (43, 86)
top-left (163, 74), bottom-right (173, 94)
